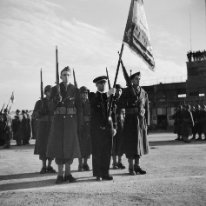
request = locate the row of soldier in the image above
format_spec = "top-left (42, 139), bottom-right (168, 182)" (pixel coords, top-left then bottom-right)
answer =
top-left (32, 65), bottom-right (150, 184)
top-left (173, 104), bottom-right (206, 142)
top-left (0, 109), bottom-right (31, 148)
top-left (187, 50), bottom-right (206, 62)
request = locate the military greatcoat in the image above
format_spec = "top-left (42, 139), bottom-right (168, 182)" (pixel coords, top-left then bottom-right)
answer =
top-left (33, 98), bottom-right (53, 160)
top-left (120, 86), bottom-right (150, 159)
top-left (47, 83), bottom-right (81, 164)
top-left (78, 99), bottom-right (91, 158)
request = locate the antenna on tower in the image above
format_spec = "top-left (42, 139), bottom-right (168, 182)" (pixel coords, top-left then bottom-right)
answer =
top-left (189, 12), bottom-right (192, 51)
top-left (205, 0), bottom-right (206, 44)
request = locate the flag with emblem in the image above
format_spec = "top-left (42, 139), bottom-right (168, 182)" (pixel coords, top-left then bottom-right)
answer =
top-left (123, 0), bottom-right (155, 70)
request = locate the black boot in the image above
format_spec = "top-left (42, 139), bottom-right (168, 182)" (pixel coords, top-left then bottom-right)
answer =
top-left (55, 175), bottom-right (64, 184)
top-left (117, 162), bottom-right (126, 169)
top-left (47, 166), bottom-right (56, 173)
top-left (129, 168), bottom-right (136, 176)
top-left (134, 165), bottom-right (146, 175)
top-left (82, 164), bottom-right (90, 171)
top-left (64, 174), bottom-right (76, 183)
top-left (102, 175), bottom-right (113, 181)
top-left (40, 167), bottom-right (47, 174)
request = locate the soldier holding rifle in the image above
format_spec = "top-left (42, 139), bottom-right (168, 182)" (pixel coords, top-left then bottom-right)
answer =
top-left (47, 66), bottom-right (81, 184)
top-left (119, 67), bottom-right (150, 175)
top-left (33, 84), bottom-right (56, 174)
top-left (90, 76), bottom-right (116, 181)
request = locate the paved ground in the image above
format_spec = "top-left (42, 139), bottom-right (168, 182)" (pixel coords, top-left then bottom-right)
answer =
top-left (0, 133), bottom-right (206, 206)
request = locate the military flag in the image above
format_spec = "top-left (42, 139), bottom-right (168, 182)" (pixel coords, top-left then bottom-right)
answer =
top-left (123, 0), bottom-right (155, 70)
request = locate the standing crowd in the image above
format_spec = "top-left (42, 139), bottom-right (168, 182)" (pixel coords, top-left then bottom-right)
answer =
top-left (0, 109), bottom-right (31, 148)
top-left (32, 66), bottom-right (150, 184)
top-left (173, 104), bottom-right (206, 142)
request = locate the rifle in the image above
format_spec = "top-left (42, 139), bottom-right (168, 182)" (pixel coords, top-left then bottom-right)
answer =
top-left (106, 67), bottom-right (111, 90)
top-left (40, 69), bottom-right (44, 101)
top-left (120, 58), bottom-right (131, 87)
top-left (73, 69), bottom-right (78, 88)
top-left (55, 46), bottom-right (61, 97)
top-left (0, 103), bottom-right (5, 113)
top-left (108, 44), bottom-right (124, 117)
top-left (8, 105), bottom-right (12, 114)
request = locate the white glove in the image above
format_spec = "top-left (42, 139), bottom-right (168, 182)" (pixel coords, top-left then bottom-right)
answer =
top-left (107, 88), bottom-right (116, 97)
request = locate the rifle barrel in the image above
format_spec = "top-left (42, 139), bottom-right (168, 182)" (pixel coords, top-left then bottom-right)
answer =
top-left (106, 67), bottom-right (111, 90)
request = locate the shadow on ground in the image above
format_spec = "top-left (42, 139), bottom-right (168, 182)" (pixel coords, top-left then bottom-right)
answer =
top-left (149, 140), bottom-right (206, 147)
top-left (0, 172), bottom-right (56, 181)
top-left (0, 176), bottom-right (103, 191)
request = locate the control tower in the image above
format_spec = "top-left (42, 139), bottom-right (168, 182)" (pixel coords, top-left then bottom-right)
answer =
top-left (186, 51), bottom-right (206, 104)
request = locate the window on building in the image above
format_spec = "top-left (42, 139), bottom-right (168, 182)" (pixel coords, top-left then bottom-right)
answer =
top-left (199, 93), bottom-right (205, 97)
top-left (178, 94), bottom-right (186, 98)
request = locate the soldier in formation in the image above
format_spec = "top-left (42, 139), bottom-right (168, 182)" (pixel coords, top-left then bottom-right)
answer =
top-left (173, 104), bottom-right (206, 142)
top-left (112, 84), bottom-right (126, 169)
top-left (78, 86), bottom-right (91, 172)
top-left (12, 109), bottom-right (22, 146)
top-left (187, 50), bottom-right (206, 62)
top-left (119, 72), bottom-right (149, 175)
top-left (33, 85), bottom-right (56, 174)
top-left (173, 105), bottom-right (183, 141)
top-left (47, 66), bottom-right (81, 184)
top-left (0, 109), bottom-right (12, 148)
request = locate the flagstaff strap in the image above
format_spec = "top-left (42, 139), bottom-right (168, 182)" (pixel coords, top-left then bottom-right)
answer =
top-left (54, 107), bottom-right (77, 115)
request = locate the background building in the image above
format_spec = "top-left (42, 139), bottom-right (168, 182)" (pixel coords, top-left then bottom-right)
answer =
top-left (144, 51), bottom-right (206, 130)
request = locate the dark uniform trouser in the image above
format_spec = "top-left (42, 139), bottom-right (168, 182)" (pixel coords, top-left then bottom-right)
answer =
top-left (92, 128), bottom-right (112, 177)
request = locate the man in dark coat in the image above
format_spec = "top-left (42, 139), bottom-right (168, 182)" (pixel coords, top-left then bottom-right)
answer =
top-left (47, 66), bottom-right (81, 184)
top-left (31, 114), bottom-right (38, 139)
top-left (21, 110), bottom-right (30, 145)
top-left (119, 72), bottom-right (149, 175)
top-left (112, 84), bottom-right (126, 169)
top-left (201, 105), bottom-right (206, 141)
top-left (173, 105), bottom-right (183, 141)
top-left (191, 106), bottom-right (197, 140)
top-left (2, 109), bottom-right (12, 149)
top-left (33, 85), bottom-right (56, 174)
top-left (181, 105), bottom-right (194, 143)
top-left (90, 76), bottom-right (116, 181)
top-left (25, 110), bottom-right (31, 140)
top-left (0, 112), bottom-right (5, 146)
top-left (12, 109), bottom-right (22, 146)
top-left (193, 105), bottom-right (202, 140)
top-left (78, 86), bottom-right (91, 171)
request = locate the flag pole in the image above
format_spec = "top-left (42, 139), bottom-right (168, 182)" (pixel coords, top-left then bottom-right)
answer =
top-left (107, 0), bottom-right (133, 116)
top-left (112, 43), bottom-right (125, 88)
top-left (108, 44), bottom-right (125, 116)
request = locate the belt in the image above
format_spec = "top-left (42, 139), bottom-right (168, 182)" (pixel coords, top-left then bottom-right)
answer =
top-left (125, 108), bottom-right (139, 114)
top-left (54, 107), bottom-right (77, 115)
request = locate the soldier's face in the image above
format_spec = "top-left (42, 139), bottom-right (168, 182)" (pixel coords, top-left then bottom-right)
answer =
top-left (132, 75), bottom-right (141, 86)
top-left (96, 82), bottom-right (106, 92)
top-left (61, 71), bottom-right (71, 83)
top-left (45, 91), bottom-right (51, 98)
top-left (81, 92), bottom-right (88, 101)
top-left (115, 88), bottom-right (122, 98)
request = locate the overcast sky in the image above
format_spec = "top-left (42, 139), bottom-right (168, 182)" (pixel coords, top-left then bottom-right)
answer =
top-left (0, 0), bottom-right (205, 110)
